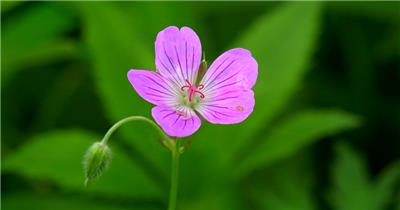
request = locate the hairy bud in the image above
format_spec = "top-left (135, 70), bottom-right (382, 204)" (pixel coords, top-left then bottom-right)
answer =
top-left (83, 142), bottom-right (111, 186)
top-left (196, 56), bottom-right (208, 84)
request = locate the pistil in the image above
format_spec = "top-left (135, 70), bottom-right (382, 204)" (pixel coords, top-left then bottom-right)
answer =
top-left (181, 79), bottom-right (205, 102)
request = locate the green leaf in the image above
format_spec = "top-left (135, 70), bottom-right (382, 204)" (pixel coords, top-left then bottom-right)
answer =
top-left (236, 109), bottom-right (361, 178)
top-left (330, 142), bottom-right (373, 210)
top-left (3, 193), bottom-right (161, 210)
top-left (373, 161), bottom-right (400, 210)
top-left (189, 2), bottom-right (323, 164)
top-left (396, 195), bottom-right (400, 210)
top-left (3, 130), bottom-right (162, 199)
top-left (231, 1), bottom-right (322, 152)
top-left (327, 2), bottom-right (400, 22)
top-left (330, 142), bottom-right (400, 210)
top-left (179, 189), bottom-right (239, 210)
top-left (2, 3), bottom-right (75, 84)
top-left (248, 154), bottom-right (316, 210)
top-left (1, 1), bottom-right (22, 13)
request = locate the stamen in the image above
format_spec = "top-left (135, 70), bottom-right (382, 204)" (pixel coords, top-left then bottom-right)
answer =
top-left (194, 91), bottom-right (205, 98)
top-left (180, 79), bottom-right (191, 91)
top-left (180, 79), bottom-right (206, 102)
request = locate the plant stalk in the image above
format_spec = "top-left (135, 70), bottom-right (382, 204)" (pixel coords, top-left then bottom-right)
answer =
top-left (98, 115), bottom-right (181, 209)
top-left (100, 116), bottom-right (170, 145)
top-left (168, 139), bottom-right (180, 210)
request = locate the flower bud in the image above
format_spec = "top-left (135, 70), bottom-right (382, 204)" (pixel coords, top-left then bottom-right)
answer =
top-left (196, 57), bottom-right (208, 84)
top-left (83, 142), bottom-right (111, 186)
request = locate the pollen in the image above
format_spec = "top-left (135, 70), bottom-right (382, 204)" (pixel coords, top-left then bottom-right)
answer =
top-left (236, 106), bottom-right (244, 111)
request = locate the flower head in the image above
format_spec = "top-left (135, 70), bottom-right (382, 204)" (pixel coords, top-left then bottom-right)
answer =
top-left (128, 26), bottom-right (258, 137)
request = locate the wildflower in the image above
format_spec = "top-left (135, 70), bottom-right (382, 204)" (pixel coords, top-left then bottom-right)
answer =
top-left (128, 26), bottom-right (258, 137)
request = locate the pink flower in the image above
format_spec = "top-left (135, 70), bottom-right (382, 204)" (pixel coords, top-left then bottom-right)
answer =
top-left (128, 26), bottom-right (258, 137)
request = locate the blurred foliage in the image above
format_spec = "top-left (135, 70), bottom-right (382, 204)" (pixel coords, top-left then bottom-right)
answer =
top-left (330, 142), bottom-right (400, 210)
top-left (236, 109), bottom-right (361, 178)
top-left (2, 1), bottom-right (399, 210)
top-left (3, 130), bottom-right (162, 198)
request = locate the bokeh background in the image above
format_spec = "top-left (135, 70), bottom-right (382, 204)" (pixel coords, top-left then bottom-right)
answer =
top-left (2, 1), bottom-right (400, 210)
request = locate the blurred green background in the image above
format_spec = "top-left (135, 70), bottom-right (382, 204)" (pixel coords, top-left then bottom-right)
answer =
top-left (2, 1), bottom-right (400, 210)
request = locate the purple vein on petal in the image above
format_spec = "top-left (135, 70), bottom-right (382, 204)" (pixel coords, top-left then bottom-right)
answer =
top-left (144, 92), bottom-right (165, 98)
top-left (160, 109), bottom-right (172, 113)
top-left (213, 110), bottom-right (233, 117)
top-left (163, 44), bottom-right (184, 86)
top-left (173, 115), bottom-right (181, 126)
top-left (185, 42), bottom-right (189, 81)
top-left (204, 71), bottom-right (240, 93)
top-left (202, 56), bottom-right (230, 86)
top-left (191, 46), bottom-right (196, 83)
top-left (202, 106), bottom-right (234, 118)
top-left (203, 104), bottom-right (231, 109)
top-left (158, 56), bottom-right (183, 88)
top-left (143, 92), bottom-right (174, 100)
top-left (183, 120), bottom-right (187, 130)
top-left (157, 73), bottom-right (181, 95)
top-left (145, 92), bottom-right (168, 102)
top-left (207, 89), bottom-right (241, 98)
top-left (143, 94), bottom-right (177, 105)
top-left (208, 96), bottom-right (239, 103)
top-left (142, 74), bottom-right (174, 95)
top-left (174, 45), bottom-right (185, 81)
top-left (204, 59), bottom-right (237, 91)
top-left (158, 76), bottom-right (181, 96)
top-left (163, 112), bottom-right (176, 119)
top-left (163, 79), bottom-right (181, 96)
top-left (147, 86), bottom-right (173, 96)
top-left (213, 81), bottom-right (241, 92)
top-left (207, 111), bottom-right (222, 120)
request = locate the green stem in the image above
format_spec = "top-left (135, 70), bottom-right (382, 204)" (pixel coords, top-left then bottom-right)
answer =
top-left (99, 116), bottom-right (181, 209)
top-left (100, 116), bottom-right (171, 145)
top-left (168, 139), bottom-right (180, 210)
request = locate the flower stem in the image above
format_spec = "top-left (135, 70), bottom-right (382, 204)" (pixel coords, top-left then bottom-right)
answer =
top-left (100, 116), bottom-right (171, 145)
top-left (99, 116), bottom-right (182, 209)
top-left (168, 139), bottom-right (180, 210)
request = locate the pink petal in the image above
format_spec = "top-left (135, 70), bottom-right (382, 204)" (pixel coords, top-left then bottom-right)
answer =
top-left (196, 87), bottom-right (255, 124)
top-left (128, 70), bottom-right (179, 106)
top-left (152, 106), bottom-right (201, 137)
top-left (200, 48), bottom-right (258, 95)
top-left (155, 26), bottom-right (202, 88)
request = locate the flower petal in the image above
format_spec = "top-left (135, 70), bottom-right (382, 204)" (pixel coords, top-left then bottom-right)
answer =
top-left (200, 48), bottom-right (258, 95)
top-left (196, 87), bottom-right (255, 124)
top-left (155, 26), bottom-right (202, 87)
top-left (152, 106), bottom-right (201, 137)
top-left (128, 70), bottom-right (179, 106)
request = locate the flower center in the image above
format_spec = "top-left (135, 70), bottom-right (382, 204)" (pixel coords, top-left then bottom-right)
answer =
top-left (181, 79), bottom-right (205, 103)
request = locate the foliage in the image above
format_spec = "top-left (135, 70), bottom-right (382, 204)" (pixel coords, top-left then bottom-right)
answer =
top-left (330, 142), bottom-right (400, 210)
top-left (2, 1), bottom-right (399, 210)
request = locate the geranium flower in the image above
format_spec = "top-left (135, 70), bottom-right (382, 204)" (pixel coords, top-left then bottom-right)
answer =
top-left (128, 26), bottom-right (258, 137)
